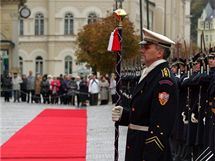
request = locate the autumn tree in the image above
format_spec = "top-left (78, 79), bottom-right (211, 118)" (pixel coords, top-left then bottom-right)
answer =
top-left (76, 15), bottom-right (139, 74)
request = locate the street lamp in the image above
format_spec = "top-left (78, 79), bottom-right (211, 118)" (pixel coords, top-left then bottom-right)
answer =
top-left (140, 0), bottom-right (143, 40)
top-left (115, 0), bottom-right (124, 9)
top-left (145, 0), bottom-right (150, 29)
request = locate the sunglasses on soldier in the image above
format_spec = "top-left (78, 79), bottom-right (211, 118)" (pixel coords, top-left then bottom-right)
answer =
top-left (140, 42), bottom-right (153, 49)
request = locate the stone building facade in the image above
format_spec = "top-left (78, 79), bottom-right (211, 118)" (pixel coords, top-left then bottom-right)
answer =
top-left (1, 0), bottom-right (191, 76)
top-left (0, 0), bottom-right (27, 74)
top-left (197, 2), bottom-right (215, 48)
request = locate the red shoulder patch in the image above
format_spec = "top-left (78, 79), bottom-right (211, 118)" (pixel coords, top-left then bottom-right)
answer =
top-left (158, 92), bottom-right (170, 106)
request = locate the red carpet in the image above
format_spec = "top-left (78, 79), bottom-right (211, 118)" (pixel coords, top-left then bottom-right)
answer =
top-left (0, 109), bottom-right (87, 161)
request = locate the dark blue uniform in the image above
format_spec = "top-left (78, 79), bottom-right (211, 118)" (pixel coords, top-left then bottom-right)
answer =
top-left (118, 62), bottom-right (178, 161)
top-left (207, 67), bottom-right (215, 154)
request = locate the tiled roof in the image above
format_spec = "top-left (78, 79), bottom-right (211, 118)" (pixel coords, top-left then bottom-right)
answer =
top-left (209, 0), bottom-right (215, 9)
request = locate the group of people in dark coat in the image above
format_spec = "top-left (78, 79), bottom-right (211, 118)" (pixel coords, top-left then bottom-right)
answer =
top-left (1, 70), bottom-right (118, 107)
top-left (1, 71), bottom-right (89, 107)
top-left (170, 49), bottom-right (215, 161)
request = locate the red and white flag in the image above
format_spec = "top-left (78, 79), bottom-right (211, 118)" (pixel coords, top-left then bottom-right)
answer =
top-left (107, 28), bottom-right (121, 52)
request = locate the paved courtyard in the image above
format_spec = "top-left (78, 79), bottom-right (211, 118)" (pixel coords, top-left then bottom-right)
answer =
top-left (0, 98), bottom-right (127, 161)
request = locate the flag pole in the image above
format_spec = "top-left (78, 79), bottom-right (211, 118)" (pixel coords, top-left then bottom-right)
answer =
top-left (112, 8), bottom-right (127, 161)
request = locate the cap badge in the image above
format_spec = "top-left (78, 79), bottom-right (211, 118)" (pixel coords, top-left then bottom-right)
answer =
top-left (158, 92), bottom-right (169, 106)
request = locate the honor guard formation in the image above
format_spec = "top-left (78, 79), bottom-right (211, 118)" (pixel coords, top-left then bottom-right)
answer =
top-left (112, 28), bottom-right (215, 161)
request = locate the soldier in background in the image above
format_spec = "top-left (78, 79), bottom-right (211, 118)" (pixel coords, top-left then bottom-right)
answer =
top-left (205, 49), bottom-right (215, 158)
top-left (182, 53), bottom-right (203, 160)
top-left (170, 58), bottom-right (192, 161)
top-left (109, 73), bottom-right (117, 104)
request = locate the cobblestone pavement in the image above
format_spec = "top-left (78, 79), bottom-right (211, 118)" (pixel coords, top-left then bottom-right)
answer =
top-left (0, 98), bottom-right (127, 161)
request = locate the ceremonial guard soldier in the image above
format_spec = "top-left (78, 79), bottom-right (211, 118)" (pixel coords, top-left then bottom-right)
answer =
top-left (112, 28), bottom-right (178, 161)
top-left (120, 66), bottom-right (132, 110)
top-left (206, 50), bottom-right (215, 157)
top-left (181, 53), bottom-right (203, 160)
top-left (195, 54), bottom-right (209, 151)
top-left (170, 58), bottom-right (192, 161)
top-left (196, 49), bottom-right (215, 161)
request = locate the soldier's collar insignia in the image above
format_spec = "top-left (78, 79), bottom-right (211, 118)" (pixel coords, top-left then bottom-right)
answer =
top-left (158, 92), bottom-right (169, 106)
top-left (161, 68), bottom-right (170, 77)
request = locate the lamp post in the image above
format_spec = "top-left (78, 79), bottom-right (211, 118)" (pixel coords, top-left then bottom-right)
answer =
top-left (140, 0), bottom-right (143, 40)
top-left (145, 0), bottom-right (150, 29)
top-left (115, 0), bottom-right (124, 9)
top-left (113, 2), bottom-right (126, 160)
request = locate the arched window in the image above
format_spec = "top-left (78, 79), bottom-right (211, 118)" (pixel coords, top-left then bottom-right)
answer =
top-left (19, 56), bottom-right (23, 74)
top-left (88, 12), bottom-right (97, 24)
top-left (65, 56), bottom-right (72, 74)
top-left (64, 13), bottom-right (74, 35)
top-left (35, 13), bottom-right (44, 35)
top-left (210, 22), bottom-right (213, 29)
top-left (19, 19), bottom-right (24, 36)
top-left (205, 22), bottom-right (209, 29)
top-left (35, 56), bottom-right (43, 74)
top-left (205, 35), bottom-right (208, 42)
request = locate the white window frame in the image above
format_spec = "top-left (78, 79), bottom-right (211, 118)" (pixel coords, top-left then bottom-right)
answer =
top-left (35, 56), bottom-right (43, 74)
top-left (65, 56), bottom-right (73, 74)
top-left (64, 13), bottom-right (74, 35)
top-left (88, 12), bottom-right (97, 24)
top-left (35, 13), bottom-right (44, 35)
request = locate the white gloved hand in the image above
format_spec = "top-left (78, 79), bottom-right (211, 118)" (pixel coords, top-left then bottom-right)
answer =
top-left (181, 112), bottom-right (188, 124)
top-left (112, 106), bottom-right (123, 122)
top-left (191, 113), bottom-right (198, 123)
top-left (203, 117), bottom-right (206, 125)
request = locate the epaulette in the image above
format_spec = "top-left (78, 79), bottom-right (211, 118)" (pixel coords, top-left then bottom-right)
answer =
top-left (161, 67), bottom-right (171, 78)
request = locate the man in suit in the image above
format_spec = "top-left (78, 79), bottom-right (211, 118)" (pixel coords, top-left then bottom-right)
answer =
top-left (112, 28), bottom-right (178, 161)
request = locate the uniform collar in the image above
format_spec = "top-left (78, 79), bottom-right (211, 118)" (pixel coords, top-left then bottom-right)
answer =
top-left (139, 59), bottom-right (167, 83)
top-left (147, 59), bottom-right (167, 71)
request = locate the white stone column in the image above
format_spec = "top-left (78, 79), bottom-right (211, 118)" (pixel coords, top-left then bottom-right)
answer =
top-left (184, 0), bottom-right (191, 45)
top-left (47, 0), bottom-right (56, 75)
top-left (11, 12), bottom-right (20, 73)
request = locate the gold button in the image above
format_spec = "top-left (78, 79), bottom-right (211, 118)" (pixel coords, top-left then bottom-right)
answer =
top-left (160, 132), bottom-right (164, 135)
top-left (150, 131), bottom-right (153, 134)
top-left (156, 125), bottom-right (160, 128)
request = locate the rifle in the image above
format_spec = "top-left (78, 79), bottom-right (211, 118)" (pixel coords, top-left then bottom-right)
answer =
top-left (182, 42), bottom-right (191, 125)
top-left (191, 32), bottom-right (205, 124)
top-left (195, 147), bottom-right (214, 161)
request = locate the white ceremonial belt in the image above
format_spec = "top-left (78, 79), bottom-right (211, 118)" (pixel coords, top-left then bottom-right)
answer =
top-left (128, 124), bottom-right (149, 132)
